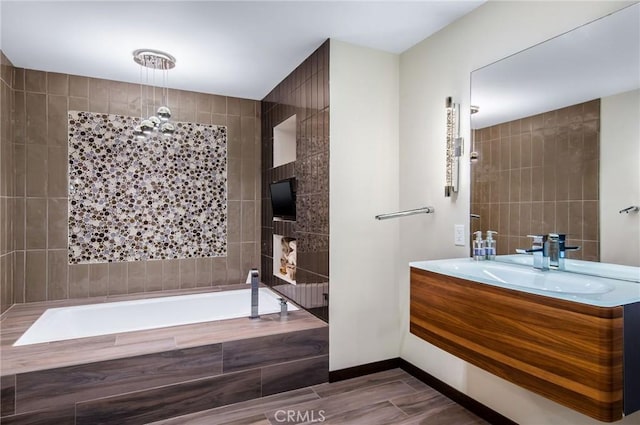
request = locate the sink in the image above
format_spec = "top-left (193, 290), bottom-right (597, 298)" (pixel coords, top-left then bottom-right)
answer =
top-left (496, 254), bottom-right (640, 283)
top-left (428, 260), bottom-right (615, 294)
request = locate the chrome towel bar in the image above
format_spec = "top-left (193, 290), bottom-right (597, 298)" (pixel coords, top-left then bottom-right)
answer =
top-left (619, 206), bottom-right (640, 214)
top-left (375, 206), bottom-right (434, 220)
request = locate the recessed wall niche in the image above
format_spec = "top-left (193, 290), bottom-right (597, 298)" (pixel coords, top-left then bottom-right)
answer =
top-left (273, 114), bottom-right (296, 167)
top-left (68, 111), bottom-right (227, 264)
top-left (273, 235), bottom-right (297, 284)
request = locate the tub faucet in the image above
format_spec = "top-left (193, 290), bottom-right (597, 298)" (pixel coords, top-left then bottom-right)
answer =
top-left (249, 268), bottom-right (259, 319)
top-left (279, 298), bottom-right (288, 318)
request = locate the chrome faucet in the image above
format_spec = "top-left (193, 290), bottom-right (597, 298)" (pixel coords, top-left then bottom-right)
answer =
top-left (550, 233), bottom-right (581, 270)
top-left (279, 297), bottom-right (288, 318)
top-left (249, 268), bottom-right (260, 319)
top-left (517, 233), bottom-right (580, 271)
top-left (516, 234), bottom-right (550, 270)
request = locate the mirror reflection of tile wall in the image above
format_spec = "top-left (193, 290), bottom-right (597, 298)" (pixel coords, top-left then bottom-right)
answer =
top-left (471, 99), bottom-right (600, 261)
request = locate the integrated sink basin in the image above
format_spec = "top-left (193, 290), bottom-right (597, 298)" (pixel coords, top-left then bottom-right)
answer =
top-left (495, 254), bottom-right (640, 283)
top-left (410, 258), bottom-right (640, 307)
top-left (435, 260), bottom-right (614, 294)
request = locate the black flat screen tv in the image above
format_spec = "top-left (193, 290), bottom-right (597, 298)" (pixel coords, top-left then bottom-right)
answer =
top-left (269, 178), bottom-right (296, 221)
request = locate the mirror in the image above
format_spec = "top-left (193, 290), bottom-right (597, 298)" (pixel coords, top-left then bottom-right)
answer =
top-left (470, 4), bottom-right (640, 275)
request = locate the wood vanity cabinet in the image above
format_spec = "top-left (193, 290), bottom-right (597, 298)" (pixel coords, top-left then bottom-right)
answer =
top-left (409, 267), bottom-right (636, 423)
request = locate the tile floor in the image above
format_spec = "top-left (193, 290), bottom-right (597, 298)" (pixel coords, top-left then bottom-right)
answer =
top-left (152, 368), bottom-right (489, 425)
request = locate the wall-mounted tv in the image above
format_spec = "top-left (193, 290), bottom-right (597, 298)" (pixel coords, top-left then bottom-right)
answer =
top-left (269, 178), bottom-right (296, 221)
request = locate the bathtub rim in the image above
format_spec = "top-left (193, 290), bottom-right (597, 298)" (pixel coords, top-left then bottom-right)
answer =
top-left (0, 285), bottom-right (325, 376)
top-left (13, 287), bottom-right (301, 347)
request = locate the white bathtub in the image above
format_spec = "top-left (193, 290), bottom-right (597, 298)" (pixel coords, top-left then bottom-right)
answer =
top-left (14, 287), bottom-right (298, 346)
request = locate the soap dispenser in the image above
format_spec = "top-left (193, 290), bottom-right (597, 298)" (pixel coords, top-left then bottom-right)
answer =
top-left (485, 231), bottom-right (498, 260)
top-left (473, 231), bottom-right (485, 261)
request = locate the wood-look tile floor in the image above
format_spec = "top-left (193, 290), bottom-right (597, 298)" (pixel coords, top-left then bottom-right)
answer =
top-left (152, 368), bottom-right (489, 425)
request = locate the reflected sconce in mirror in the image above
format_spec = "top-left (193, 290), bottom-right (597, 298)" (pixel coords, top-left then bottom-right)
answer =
top-left (445, 97), bottom-right (463, 197)
top-left (470, 105), bottom-right (480, 163)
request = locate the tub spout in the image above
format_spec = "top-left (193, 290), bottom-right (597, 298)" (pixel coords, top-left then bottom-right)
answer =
top-left (279, 298), bottom-right (288, 318)
top-left (249, 268), bottom-right (260, 319)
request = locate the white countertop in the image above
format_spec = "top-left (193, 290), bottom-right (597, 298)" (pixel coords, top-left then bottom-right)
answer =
top-left (410, 258), bottom-right (640, 307)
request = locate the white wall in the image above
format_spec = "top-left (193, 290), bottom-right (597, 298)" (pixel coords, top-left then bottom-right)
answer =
top-left (329, 40), bottom-right (401, 371)
top-left (601, 88), bottom-right (640, 266)
top-left (398, 2), bottom-right (638, 424)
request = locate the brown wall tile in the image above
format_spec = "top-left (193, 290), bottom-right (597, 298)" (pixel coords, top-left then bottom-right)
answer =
top-left (25, 198), bottom-right (46, 249)
top-left (108, 262), bottom-right (127, 296)
top-left (25, 93), bottom-right (46, 145)
top-left (47, 146), bottom-right (67, 198)
top-left (25, 250), bottom-right (46, 302)
top-left (25, 70), bottom-right (46, 93)
top-left (226, 243), bottom-right (242, 283)
top-left (13, 251), bottom-right (25, 303)
top-left (47, 73), bottom-right (68, 96)
top-left (471, 99), bottom-right (599, 261)
top-left (68, 264), bottom-right (89, 299)
top-left (195, 258), bottom-right (212, 287)
top-left (145, 260), bottom-right (163, 292)
top-left (162, 259), bottom-right (180, 291)
top-left (212, 258), bottom-right (227, 285)
top-left (47, 95), bottom-right (68, 146)
top-left (12, 68), bottom-right (260, 306)
top-left (47, 249), bottom-right (68, 300)
top-left (179, 258), bottom-right (196, 289)
top-left (25, 144), bottom-right (47, 196)
top-left (89, 263), bottom-right (109, 297)
top-left (127, 261), bottom-right (146, 294)
top-left (47, 198), bottom-right (67, 249)
top-left (69, 75), bottom-right (88, 98)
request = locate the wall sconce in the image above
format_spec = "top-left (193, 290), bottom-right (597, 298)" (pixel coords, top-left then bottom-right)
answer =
top-left (444, 96), bottom-right (463, 197)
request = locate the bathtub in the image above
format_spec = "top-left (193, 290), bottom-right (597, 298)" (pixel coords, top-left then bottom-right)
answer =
top-left (14, 287), bottom-right (298, 346)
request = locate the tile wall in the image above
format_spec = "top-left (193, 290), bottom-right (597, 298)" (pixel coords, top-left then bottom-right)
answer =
top-left (261, 41), bottom-right (329, 321)
top-left (8, 66), bottom-right (261, 304)
top-left (0, 52), bottom-right (15, 313)
top-left (471, 99), bottom-right (600, 260)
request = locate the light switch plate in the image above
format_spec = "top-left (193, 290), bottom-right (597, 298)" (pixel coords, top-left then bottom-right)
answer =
top-left (454, 224), bottom-right (465, 246)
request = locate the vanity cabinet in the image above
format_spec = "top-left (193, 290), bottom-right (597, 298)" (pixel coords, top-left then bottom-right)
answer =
top-left (409, 267), bottom-right (638, 422)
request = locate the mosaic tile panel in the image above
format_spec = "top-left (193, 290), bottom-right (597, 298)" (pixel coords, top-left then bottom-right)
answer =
top-left (68, 111), bottom-right (227, 264)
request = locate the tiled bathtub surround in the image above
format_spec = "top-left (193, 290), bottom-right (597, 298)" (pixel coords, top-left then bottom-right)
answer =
top-left (9, 67), bottom-right (260, 304)
top-left (261, 41), bottom-right (330, 322)
top-left (0, 291), bottom-right (329, 424)
top-left (68, 112), bottom-right (227, 263)
top-left (471, 99), bottom-right (600, 260)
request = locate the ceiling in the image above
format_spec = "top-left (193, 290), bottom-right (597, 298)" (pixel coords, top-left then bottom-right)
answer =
top-left (0, 1), bottom-right (484, 100)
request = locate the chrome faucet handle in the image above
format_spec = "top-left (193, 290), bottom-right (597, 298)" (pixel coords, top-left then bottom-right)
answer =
top-left (523, 235), bottom-right (550, 270)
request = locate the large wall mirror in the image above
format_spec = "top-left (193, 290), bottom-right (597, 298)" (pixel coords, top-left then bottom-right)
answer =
top-left (470, 4), bottom-right (639, 270)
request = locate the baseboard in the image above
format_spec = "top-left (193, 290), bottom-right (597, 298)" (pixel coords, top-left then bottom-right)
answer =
top-left (399, 359), bottom-right (518, 425)
top-left (328, 358), bottom-right (401, 382)
top-left (328, 357), bottom-right (517, 425)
